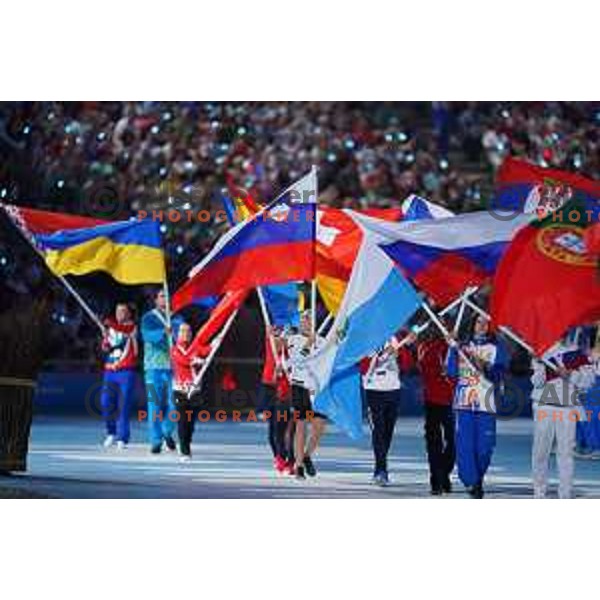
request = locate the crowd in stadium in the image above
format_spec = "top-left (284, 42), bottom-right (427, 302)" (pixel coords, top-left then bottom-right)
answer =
top-left (0, 101), bottom-right (599, 366)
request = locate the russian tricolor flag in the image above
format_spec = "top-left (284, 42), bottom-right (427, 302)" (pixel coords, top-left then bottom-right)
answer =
top-left (173, 169), bottom-right (317, 309)
top-left (353, 209), bottom-right (534, 305)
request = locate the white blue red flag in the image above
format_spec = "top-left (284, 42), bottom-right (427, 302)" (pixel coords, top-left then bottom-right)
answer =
top-left (173, 169), bottom-right (317, 306)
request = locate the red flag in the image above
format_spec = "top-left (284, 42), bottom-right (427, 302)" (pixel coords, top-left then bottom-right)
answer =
top-left (491, 198), bottom-right (600, 355)
top-left (584, 223), bottom-right (600, 257)
top-left (2, 204), bottom-right (108, 236)
top-left (189, 290), bottom-right (248, 350)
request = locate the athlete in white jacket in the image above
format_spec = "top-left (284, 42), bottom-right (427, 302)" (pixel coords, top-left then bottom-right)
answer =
top-left (531, 338), bottom-right (594, 499)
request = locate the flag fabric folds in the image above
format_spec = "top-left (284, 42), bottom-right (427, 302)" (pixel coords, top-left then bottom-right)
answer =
top-left (491, 197), bottom-right (600, 356)
top-left (401, 194), bottom-right (454, 220)
top-left (307, 214), bottom-right (421, 438)
top-left (584, 222), bottom-right (600, 257)
top-left (193, 290), bottom-right (248, 347)
top-left (493, 157), bottom-right (600, 213)
top-left (1, 203), bottom-right (108, 236)
top-left (218, 191), bottom-right (301, 328)
top-left (316, 199), bottom-right (452, 314)
top-left (361, 210), bottom-right (533, 305)
top-left (2, 204), bottom-right (165, 285)
top-left (175, 169), bottom-right (317, 303)
top-left (262, 282), bottom-right (301, 328)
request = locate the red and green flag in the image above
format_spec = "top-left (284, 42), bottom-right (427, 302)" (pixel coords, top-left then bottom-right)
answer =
top-left (491, 197), bottom-right (600, 356)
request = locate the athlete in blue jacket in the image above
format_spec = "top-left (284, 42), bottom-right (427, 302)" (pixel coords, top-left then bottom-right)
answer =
top-left (141, 290), bottom-right (177, 454)
top-left (446, 314), bottom-right (507, 499)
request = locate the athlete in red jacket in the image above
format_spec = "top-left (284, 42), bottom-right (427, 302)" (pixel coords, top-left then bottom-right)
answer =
top-left (416, 327), bottom-right (456, 495)
top-left (171, 322), bottom-right (211, 461)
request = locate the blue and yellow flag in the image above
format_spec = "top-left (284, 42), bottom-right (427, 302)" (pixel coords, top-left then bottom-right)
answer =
top-left (35, 218), bottom-right (166, 285)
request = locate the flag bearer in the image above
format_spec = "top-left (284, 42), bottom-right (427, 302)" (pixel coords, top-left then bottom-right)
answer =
top-left (141, 289), bottom-right (177, 454)
top-left (100, 303), bottom-right (138, 449)
top-left (531, 335), bottom-right (593, 498)
top-left (360, 337), bottom-right (413, 487)
top-left (171, 322), bottom-right (211, 462)
top-left (284, 311), bottom-right (327, 479)
top-left (446, 314), bottom-right (507, 499)
top-left (416, 325), bottom-right (456, 495)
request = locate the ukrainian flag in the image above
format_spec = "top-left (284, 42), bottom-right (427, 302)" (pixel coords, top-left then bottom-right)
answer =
top-left (35, 219), bottom-right (166, 285)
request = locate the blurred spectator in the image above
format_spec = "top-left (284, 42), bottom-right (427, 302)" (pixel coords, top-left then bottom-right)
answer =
top-left (0, 101), bottom-right (598, 368)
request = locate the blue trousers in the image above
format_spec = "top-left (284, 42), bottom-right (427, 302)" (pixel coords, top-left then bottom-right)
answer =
top-left (145, 368), bottom-right (176, 447)
top-left (455, 410), bottom-right (496, 488)
top-left (100, 369), bottom-right (136, 443)
top-left (576, 379), bottom-right (600, 452)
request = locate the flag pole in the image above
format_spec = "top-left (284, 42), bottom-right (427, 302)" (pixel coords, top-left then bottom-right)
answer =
top-left (461, 296), bottom-right (559, 371)
top-left (420, 299), bottom-right (479, 372)
top-left (311, 280), bottom-right (317, 341)
top-left (395, 287), bottom-right (477, 348)
top-left (192, 307), bottom-right (239, 392)
top-left (257, 287), bottom-right (280, 362)
top-left (162, 278), bottom-right (173, 350)
top-left (1, 206), bottom-right (106, 334)
top-left (311, 164), bottom-right (318, 345)
top-left (452, 293), bottom-right (469, 336)
top-left (317, 312), bottom-right (334, 336)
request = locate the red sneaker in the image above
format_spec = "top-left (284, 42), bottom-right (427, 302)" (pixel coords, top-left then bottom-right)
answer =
top-left (274, 455), bottom-right (287, 474)
top-left (283, 460), bottom-right (295, 476)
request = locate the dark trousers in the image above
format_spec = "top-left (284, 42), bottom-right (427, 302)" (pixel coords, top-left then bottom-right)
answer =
top-left (366, 389), bottom-right (399, 474)
top-left (175, 390), bottom-right (202, 456)
top-left (424, 404), bottom-right (455, 489)
top-left (262, 384), bottom-right (292, 460)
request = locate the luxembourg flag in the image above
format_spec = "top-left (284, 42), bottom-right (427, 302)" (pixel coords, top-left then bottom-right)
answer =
top-left (355, 209), bottom-right (533, 305)
top-left (306, 214), bottom-right (421, 438)
top-left (173, 168), bottom-right (317, 309)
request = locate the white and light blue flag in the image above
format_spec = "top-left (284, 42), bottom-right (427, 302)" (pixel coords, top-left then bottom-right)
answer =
top-left (306, 212), bottom-right (422, 438)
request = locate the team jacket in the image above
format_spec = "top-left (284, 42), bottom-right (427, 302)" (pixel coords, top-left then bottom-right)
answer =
top-left (102, 318), bottom-right (138, 372)
top-left (416, 338), bottom-right (455, 406)
top-left (359, 344), bottom-right (413, 392)
top-left (141, 309), bottom-right (171, 371)
top-left (446, 335), bottom-right (507, 413)
top-left (171, 335), bottom-right (211, 393)
top-left (283, 333), bottom-right (324, 392)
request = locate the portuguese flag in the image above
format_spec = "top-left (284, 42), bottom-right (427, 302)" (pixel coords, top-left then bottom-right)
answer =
top-left (490, 197), bottom-right (600, 356)
top-left (585, 221), bottom-right (600, 257)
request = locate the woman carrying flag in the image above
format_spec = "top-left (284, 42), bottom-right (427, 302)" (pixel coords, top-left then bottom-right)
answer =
top-left (284, 311), bottom-right (327, 479)
top-left (261, 326), bottom-right (294, 475)
top-left (446, 313), bottom-right (507, 499)
top-left (171, 321), bottom-right (212, 462)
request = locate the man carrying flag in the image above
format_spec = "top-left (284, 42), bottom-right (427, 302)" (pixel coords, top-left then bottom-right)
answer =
top-left (142, 290), bottom-right (177, 454)
top-left (100, 302), bottom-right (138, 450)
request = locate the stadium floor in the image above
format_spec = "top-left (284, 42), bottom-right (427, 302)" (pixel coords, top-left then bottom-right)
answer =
top-left (2, 415), bottom-right (600, 498)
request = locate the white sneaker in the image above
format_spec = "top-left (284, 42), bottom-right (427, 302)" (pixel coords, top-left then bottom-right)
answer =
top-left (179, 455), bottom-right (192, 463)
top-left (116, 441), bottom-right (127, 451)
top-left (103, 434), bottom-right (115, 448)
